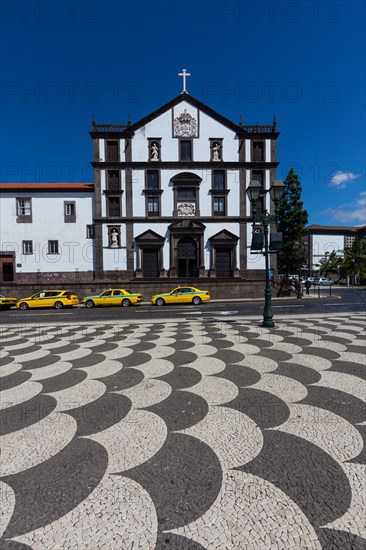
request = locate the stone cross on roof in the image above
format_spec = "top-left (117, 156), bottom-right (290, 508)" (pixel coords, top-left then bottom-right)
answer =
top-left (178, 69), bottom-right (190, 94)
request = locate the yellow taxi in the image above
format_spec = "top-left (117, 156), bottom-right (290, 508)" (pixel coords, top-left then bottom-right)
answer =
top-left (151, 286), bottom-right (210, 306)
top-left (17, 290), bottom-right (79, 310)
top-left (81, 288), bottom-right (144, 308)
top-left (0, 294), bottom-right (17, 310)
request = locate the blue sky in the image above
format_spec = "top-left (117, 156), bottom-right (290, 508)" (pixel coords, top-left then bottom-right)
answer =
top-left (1, 0), bottom-right (365, 225)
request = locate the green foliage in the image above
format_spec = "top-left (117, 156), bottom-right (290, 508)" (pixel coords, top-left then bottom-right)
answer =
top-left (276, 168), bottom-right (308, 274)
top-left (319, 250), bottom-right (342, 276)
top-left (340, 238), bottom-right (366, 283)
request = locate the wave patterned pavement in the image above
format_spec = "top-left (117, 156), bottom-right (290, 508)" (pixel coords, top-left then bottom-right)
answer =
top-left (0, 313), bottom-right (365, 549)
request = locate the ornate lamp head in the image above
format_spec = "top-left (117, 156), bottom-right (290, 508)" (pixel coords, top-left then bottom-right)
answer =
top-left (246, 180), bottom-right (262, 203)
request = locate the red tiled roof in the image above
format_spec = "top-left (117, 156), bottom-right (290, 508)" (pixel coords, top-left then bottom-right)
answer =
top-left (0, 183), bottom-right (93, 191)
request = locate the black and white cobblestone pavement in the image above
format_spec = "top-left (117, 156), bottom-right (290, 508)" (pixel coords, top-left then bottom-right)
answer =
top-left (0, 313), bottom-right (365, 549)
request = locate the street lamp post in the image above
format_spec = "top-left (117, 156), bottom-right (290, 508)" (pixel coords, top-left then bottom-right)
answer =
top-left (246, 179), bottom-right (284, 328)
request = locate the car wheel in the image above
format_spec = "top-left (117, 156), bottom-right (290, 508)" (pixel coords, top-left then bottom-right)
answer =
top-left (19, 302), bottom-right (29, 311)
top-left (192, 296), bottom-right (201, 305)
top-left (85, 300), bottom-right (94, 309)
top-left (156, 297), bottom-right (165, 306)
top-left (54, 301), bottom-right (63, 309)
top-left (122, 298), bottom-right (131, 307)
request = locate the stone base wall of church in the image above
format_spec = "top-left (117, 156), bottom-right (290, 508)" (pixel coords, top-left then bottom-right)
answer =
top-left (2, 271), bottom-right (267, 300)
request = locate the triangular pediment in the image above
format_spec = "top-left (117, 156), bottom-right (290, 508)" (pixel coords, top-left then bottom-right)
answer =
top-left (122, 93), bottom-right (245, 136)
top-left (209, 229), bottom-right (239, 243)
top-left (135, 229), bottom-right (165, 244)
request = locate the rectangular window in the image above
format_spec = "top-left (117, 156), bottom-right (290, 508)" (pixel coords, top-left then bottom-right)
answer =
top-left (48, 240), bottom-right (59, 254)
top-left (106, 140), bottom-right (119, 161)
top-left (213, 170), bottom-right (225, 190)
top-left (22, 240), bottom-right (33, 255)
top-left (177, 188), bottom-right (195, 199)
top-left (16, 198), bottom-right (32, 222)
top-left (86, 225), bottom-right (95, 239)
top-left (213, 196), bottom-right (226, 215)
top-left (147, 170), bottom-right (159, 190)
top-left (108, 170), bottom-right (120, 191)
top-left (108, 196), bottom-right (121, 217)
top-left (64, 201), bottom-right (76, 223)
top-left (147, 197), bottom-right (159, 216)
top-left (253, 141), bottom-right (264, 161)
top-left (17, 199), bottom-right (31, 216)
top-left (180, 140), bottom-right (192, 161)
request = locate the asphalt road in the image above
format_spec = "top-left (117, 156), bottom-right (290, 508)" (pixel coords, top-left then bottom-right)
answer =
top-left (1, 287), bottom-right (365, 325)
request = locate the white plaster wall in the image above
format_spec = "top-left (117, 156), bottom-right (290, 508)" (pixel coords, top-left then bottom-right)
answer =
top-left (99, 139), bottom-right (105, 162)
top-left (131, 170), bottom-right (146, 216)
top-left (131, 102), bottom-right (239, 162)
top-left (265, 139), bottom-right (271, 162)
top-left (100, 171), bottom-right (107, 217)
top-left (0, 192), bottom-right (94, 273)
top-left (245, 140), bottom-right (250, 161)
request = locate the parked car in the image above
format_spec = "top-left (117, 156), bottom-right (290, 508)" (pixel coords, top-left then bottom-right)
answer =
top-left (0, 294), bottom-right (17, 310)
top-left (151, 286), bottom-right (210, 306)
top-left (317, 277), bottom-right (334, 285)
top-left (81, 288), bottom-right (144, 308)
top-left (306, 277), bottom-right (319, 283)
top-left (17, 290), bottom-right (79, 310)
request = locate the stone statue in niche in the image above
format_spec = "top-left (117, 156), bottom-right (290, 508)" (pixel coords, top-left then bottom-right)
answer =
top-left (110, 228), bottom-right (119, 248)
top-left (212, 142), bottom-right (221, 161)
top-left (150, 142), bottom-right (159, 160)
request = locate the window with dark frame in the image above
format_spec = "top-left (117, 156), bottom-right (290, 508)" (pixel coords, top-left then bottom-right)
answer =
top-left (48, 240), bottom-right (59, 254)
top-left (213, 196), bottom-right (226, 215)
top-left (17, 198), bottom-right (31, 216)
top-left (65, 203), bottom-right (75, 216)
top-left (147, 170), bottom-right (159, 190)
top-left (180, 140), bottom-right (192, 161)
top-left (106, 140), bottom-right (119, 161)
top-left (108, 196), bottom-right (121, 217)
top-left (253, 141), bottom-right (264, 161)
top-left (147, 197), bottom-right (159, 216)
top-left (177, 188), bottom-right (195, 200)
top-left (213, 170), bottom-right (225, 190)
top-left (108, 170), bottom-right (120, 191)
top-left (251, 171), bottom-right (264, 213)
top-left (86, 225), bottom-right (95, 239)
top-left (22, 240), bottom-right (33, 255)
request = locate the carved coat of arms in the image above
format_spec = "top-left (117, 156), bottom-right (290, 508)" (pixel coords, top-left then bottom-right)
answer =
top-left (174, 111), bottom-right (197, 137)
top-left (177, 202), bottom-right (195, 216)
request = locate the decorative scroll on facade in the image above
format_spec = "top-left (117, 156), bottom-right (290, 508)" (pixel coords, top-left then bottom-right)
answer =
top-left (174, 110), bottom-right (197, 137)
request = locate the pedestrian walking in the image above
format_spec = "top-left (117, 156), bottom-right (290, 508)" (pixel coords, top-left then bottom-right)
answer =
top-left (305, 280), bottom-right (311, 295)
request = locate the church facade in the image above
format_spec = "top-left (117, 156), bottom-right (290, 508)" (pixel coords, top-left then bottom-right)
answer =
top-left (91, 91), bottom-right (279, 281)
top-left (0, 89), bottom-right (280, 287)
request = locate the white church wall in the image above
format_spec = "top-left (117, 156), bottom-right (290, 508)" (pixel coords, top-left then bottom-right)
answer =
top-left (265, 139), bottom-right (271, 162)
top-left (131, 170), bottom-right (145, 216)
top-left (99, 139), bottom-right (105, 162)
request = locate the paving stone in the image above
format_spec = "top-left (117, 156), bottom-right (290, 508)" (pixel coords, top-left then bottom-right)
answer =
top-left (0, 313), bottom-right (364, 549)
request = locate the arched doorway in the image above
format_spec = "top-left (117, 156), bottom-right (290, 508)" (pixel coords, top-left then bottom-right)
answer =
top-left (177, 237), bottom-right (198, 277)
